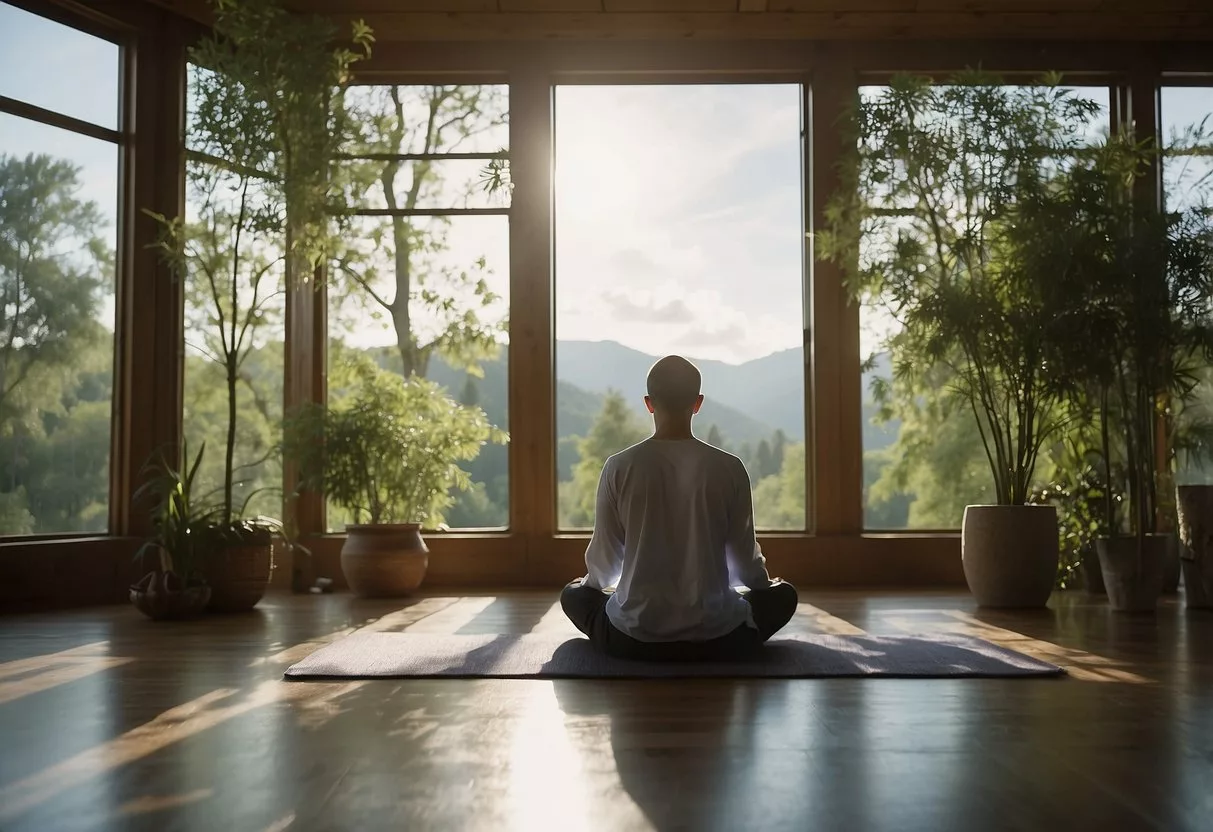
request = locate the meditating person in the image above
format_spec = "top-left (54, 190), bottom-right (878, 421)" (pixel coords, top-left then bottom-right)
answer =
top-left (560, 354), bottom-right (799, 661)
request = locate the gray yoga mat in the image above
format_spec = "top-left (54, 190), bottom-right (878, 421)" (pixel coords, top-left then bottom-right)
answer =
top-left (284, 631), bottom-right (1064, 679)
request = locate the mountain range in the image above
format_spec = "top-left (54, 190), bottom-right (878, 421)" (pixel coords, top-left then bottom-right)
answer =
top-left (427, 340), bottom-right (899, 467)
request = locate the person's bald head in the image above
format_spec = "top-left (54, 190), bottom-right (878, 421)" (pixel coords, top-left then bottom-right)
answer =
top-left (645, 355), bottom-right (703, 415)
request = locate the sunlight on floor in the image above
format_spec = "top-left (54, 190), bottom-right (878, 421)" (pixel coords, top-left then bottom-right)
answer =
top-left (883, 610), bottom-right (1152, 683)
top-left (792, 603), bottom-right (868, 635)
top-left (256, 597), bottom-right (464, 667)
top-left (0, 679), bottom-right (366, 822)
top-left (0, 654), bottom-right (133, 705)
top-left (506, 682), bottom-right (651, 832)
top-left (117, 788), bottom-right (214, 816)
top-left (507, 682), bottom-right (592, 831)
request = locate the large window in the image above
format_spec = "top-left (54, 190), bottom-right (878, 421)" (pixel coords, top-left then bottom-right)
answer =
top-left (1162, 85), bottom-right (1213, 487)
top-left (0, 3), bottom-right (120, 535)
top-left (328, 84), bottom-right (510, 530)
top-left (858, 82), bottom-right (1110, 530)
top-left (181, 64), bottom-right (285, 521)
top-left (554, 84), bottom-right (808, 531)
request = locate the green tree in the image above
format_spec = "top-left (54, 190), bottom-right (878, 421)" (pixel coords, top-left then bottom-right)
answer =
top-left (560, 390), bottom-right (648, 528)
top-left (0, 154), bottom-right (106, 422)
top-left (0, 154), bottom-right (112, 534)
top-left (771, 429), bottom-right (787, 472)
top-left (153, 0), bottom-right (370, 526)
top-left (706, 424), bottom-right (725, 449)
top-left (823, 74), bottom-right (1104, 508)
top-left (334, 84), bottom-right (508, 379)
top-left (756, 439), bottom-right (775, 479)
top-left (752, 443), bottom-right (807, 529)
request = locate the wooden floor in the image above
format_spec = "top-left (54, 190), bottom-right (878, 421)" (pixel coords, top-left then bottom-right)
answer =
top-left (0, 590), bottom-right (1210, 832)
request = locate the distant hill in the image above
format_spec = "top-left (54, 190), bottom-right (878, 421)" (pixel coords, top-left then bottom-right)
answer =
top-left (392, 339), bottom-right (899, 461)
top-left (557, 340), bottom-right (806, 441)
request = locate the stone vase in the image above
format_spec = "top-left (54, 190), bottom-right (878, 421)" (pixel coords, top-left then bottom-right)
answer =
top-left (1095, 535), bottom-right (1170, 612)
top-left (961, 505), bottom-right (1059, 608)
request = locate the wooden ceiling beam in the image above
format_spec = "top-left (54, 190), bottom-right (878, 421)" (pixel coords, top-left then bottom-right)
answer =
top-left (315, 11), bottom-right (1213, 40)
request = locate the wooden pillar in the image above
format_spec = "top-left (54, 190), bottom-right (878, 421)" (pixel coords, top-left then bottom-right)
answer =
top-left (808, 57), bottom-right (862, 536)
top-left (116, 9), bottom-right (185, 537)
top-left (283, 257), bottom-right (327, 538)
top-left (1128, 67), bottom-right (1173, 528)
top-left (507, 66), bottom-right (554, 576)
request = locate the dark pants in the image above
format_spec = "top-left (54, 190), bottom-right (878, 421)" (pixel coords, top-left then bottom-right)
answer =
top-left (560, 579), bottom-right (799, 662)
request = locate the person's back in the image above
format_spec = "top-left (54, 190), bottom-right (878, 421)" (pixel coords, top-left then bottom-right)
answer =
top-left (596, 438), bottom-right (765, 641)
top-left (559, 354), bottom-right (798, 661)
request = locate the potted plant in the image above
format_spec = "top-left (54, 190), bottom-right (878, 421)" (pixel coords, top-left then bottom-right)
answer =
top-left (1030, 432), bottom-right (1109, 595)
top-left (1173, 395), bottom-right (1213, 607)
top-left (1042, 136), bottom-right (1213, 611)
top-left (130, 444), bottom-right (217, 620)
top-left (822, 73), bottom-right (1104, 607)
top-left (283, 356), bottom-right (506, 596)
top-left (145, 0), bottom-right (371, 609)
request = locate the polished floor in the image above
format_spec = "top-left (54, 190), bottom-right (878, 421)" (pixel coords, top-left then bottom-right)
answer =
top-left (0, 589), bottom-right (1210, 832)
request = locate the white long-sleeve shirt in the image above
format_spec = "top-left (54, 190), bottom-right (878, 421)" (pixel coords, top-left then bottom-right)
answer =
top-left (583, 437), bottom-right (772, 642)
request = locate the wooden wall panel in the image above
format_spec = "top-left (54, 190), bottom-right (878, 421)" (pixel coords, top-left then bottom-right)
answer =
top-left (506, 67), bottom-right (556, 572)
top-left (139, 0), bottom-right (1213, 40)
top-left (119, 7), bottom-right (186, 538)
top-left (295, 532), bottom-right (964, 589)
top-left (808, 59), bottom-right (862, 534)
top-left (0, 538), bottom-right (141, 612)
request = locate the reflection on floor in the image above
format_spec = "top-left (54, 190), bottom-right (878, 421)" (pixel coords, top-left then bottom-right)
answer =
top-left (0, 590), bottom-right (1209, 831)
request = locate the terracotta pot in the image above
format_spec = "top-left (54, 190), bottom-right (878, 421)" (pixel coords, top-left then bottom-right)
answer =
top-left (131, 571), bottom-right (211, 621)
top-left (341, 524), bottom-right (429, 598)
top-left (206, 529), bottom-right (274, 612)
top-left (961, 504), bottom-right (1058, 608)
top-left (1095, 535), bottom-right (1170, 613)
top-left (1176, 485), bottom-right (1213, 609)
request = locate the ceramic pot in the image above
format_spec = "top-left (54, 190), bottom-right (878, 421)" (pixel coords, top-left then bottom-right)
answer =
top-left (961, 505), bottom-right (1059, 608)
top-left (341, 524), bottom-right (429, 597)
top-left (1176, 485), bottom-right (1213, 609)
top-left (1095, 535), bottom-right (1170, 612)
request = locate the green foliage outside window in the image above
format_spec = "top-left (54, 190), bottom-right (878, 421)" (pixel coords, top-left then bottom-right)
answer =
top-left (0, 154), bottom-right (113, 534)
top-left (285, 355), bottom-right (506, 527)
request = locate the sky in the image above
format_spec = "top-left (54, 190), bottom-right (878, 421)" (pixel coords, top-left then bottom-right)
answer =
top-left (0, 2), bottom-right (121, 330)
top-left (3, 1), bottom-right (1212, 369)
top-left (554, 84), bottom-right (806, 366)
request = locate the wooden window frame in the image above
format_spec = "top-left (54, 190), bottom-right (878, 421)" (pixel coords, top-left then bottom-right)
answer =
top-left (5, 0), bottom-right (1211, 599)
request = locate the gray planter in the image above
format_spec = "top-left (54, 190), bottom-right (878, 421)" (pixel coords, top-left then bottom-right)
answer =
top-left (1081, 545), bottom-right (1105, 596)
top-left (1095, 535), bottom-right (1170, 612)
top-left (1176, 485), bottom-right (1213, 609)
top-left (961, 505), bottom-right (1058, 608)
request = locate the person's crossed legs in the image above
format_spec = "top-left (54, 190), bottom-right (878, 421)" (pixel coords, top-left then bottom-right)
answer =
top-left (559, 579), bottom-right (799, 661)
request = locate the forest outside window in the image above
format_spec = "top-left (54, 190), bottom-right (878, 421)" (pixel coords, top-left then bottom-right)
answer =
top-left (181, 63), bottom-right (285, 523)
top-left (0, 3), bottom-right (121, 536)
top-left (1161, 85), bottom-right (1213, 487)
top-left (327, 84), bottom-right (510, 531)
top-left (855, 80), bottom-right (1111, 530)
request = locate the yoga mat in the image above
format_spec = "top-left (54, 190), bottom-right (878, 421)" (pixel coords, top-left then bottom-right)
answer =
top-left (284, 632), bottom-right (1065, 679)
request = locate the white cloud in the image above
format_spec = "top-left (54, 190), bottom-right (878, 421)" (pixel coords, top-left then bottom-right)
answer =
top-left (554, 84), bottom-right (806, 365)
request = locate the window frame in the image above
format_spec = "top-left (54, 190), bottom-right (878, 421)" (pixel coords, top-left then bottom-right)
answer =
top-left (12, 0), bottom-right (1213, 593)
top-left (0, 0), bottom-right (130, 541)
top-left (852, 74), bottom-right (1124, 534)
top-left (314, 78), bottom-right (515, 536)
top-left (548, 74), bottom-right (814, 535)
